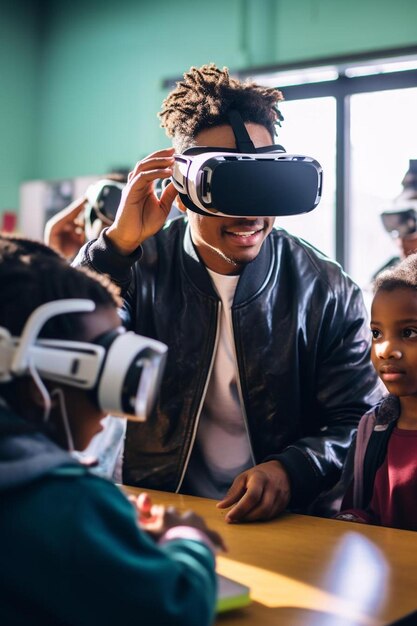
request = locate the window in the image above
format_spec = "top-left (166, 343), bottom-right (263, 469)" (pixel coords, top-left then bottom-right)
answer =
top-left (275, 97), bottom-right (336, 259)
top-left (349, 86), bottom-right (417, 288)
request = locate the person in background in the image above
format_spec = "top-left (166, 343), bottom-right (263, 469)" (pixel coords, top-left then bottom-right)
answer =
top-left (374, 159), bottom-right (417, 278)
top-left (75, 63), bottom-right (381, 523)
top-left (44, 171), bottom-right (129, 261)
top-left (334, 252), bottom-right (417, 531)
top-left (0, 235), bottom-right (223, 626)
top-left (44, 172), bottom-right (181, 261)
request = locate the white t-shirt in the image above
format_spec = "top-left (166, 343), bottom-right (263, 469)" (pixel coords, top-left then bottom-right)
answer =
top-left (182, 269), bottom-right (254, 499)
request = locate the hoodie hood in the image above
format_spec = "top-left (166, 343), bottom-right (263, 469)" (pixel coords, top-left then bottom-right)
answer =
top-left (0, 403), bottom-right (78, 492)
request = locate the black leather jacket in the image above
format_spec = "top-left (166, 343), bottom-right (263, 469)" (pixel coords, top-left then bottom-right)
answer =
top-left (76, 217), bottom-right (381, 509)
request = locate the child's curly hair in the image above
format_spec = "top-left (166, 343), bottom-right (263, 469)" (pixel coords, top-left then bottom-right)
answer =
top-left (159, 64), bottom-right (284, 152)
top-left (0, 235), bottom-right (121, 339)
top-left (374, 252), bottom-right (417, 293)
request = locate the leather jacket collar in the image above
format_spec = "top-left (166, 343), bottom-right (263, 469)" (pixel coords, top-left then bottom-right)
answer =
top-left (182, 223), bottom-right (274, 305)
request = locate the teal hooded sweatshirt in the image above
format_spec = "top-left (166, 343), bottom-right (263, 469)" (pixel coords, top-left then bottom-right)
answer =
top-left (0, 406), bottom-right (217, 626)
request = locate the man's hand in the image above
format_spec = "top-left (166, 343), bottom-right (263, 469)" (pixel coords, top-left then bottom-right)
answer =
top-left (44, 196), bottom-right (86, 259)
top-left (216, 460), bottom-right (291, 523)
top-left (106, 148), bottom-right (179, 255)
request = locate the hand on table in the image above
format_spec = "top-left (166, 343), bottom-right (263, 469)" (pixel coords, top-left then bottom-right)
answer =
top-left (106, 148), bottom-right (178, 255)
top-left (129, 492), bottom-right (227, 552)
top-left (217, 460), bottom-right (291, 523)
top-left (44, 196), bottom-right (87, 259)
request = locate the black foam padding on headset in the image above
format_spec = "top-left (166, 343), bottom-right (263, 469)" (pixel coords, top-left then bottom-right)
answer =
top-left (177, 191), bottom-right (218, 217)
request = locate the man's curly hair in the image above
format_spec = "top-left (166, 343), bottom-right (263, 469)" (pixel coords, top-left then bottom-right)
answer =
top-left (159, 64), bottom-right (284, 152)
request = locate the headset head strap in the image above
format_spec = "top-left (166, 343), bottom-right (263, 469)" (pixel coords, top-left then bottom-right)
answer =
top-left (227, 109), bottom-right (256, 153)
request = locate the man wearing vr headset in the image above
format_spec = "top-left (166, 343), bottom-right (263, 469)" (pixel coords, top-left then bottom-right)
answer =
top-left (0, 236), bottom-right (223, 625)
top-left (75, 64), bottom-right (380, 522)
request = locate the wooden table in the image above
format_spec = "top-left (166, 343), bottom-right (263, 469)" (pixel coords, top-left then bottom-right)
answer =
top-left (124, 487), bottom-right (417, 626)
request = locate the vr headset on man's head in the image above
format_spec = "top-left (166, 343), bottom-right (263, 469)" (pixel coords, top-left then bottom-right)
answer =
top-left (0, 299), bottom-right (167, 422)
top-left (171, 109), bottom-right (323, 218)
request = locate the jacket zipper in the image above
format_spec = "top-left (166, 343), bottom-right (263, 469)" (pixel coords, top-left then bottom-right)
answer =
top-left (175, 300), bottom-right (222, 492)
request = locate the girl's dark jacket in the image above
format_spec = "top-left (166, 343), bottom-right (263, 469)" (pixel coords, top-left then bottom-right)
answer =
top-left (75, 217), bottom-right (382, 511)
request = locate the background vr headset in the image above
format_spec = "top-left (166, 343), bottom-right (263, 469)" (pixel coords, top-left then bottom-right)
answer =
top-left (381, 201), bottom-right (417, 239)
top-left (85, 178), bottom-right (126, 228)
top-left (172, 109), bottom-right (323, 218)
top-left (0, 299), bottom-right (167, 422)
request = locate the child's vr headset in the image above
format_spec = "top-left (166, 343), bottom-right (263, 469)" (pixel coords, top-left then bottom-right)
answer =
top-left (381, 203), bottom-right (417, 239)
top-left (171, 109), bottom-right (323, 218)
top-left (0, 299), bottom-right (167, 422)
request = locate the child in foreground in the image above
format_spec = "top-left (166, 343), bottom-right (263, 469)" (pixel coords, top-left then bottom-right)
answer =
top-left (0, 236), bottom-right (224, 625)
top-left (335, 252), bottom-right (417, 531)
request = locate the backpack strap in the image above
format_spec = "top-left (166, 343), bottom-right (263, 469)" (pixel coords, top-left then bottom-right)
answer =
top-left (361, 395), bottom-right (400, 508)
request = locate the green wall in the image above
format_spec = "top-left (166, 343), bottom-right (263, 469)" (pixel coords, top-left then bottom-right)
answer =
top-left (0, 0), bottom-right (39, 210)
top-left (1, 0), bottom-right (417, 212)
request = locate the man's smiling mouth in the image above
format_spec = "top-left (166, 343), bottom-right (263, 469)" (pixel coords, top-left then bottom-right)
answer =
top-left (228, 230), bottom-right (261, 237)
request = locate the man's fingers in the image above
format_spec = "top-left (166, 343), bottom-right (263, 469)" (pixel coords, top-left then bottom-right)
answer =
top-left (217, 477), bottom-right (247, 509)
top-left (224, 481), bottom-right (264, 523)
top-left (230, 488), bottom-right (285, 523)
top-left (140, 147), bottom-right (176, 161)
top-left (128, 168), bottom-right (174, 194)
top-left (160, 181), bottom-right (179, 215)
top-left (221, 463), bottom-right (291, 523)
top-left (129, 151), bottom-right (175, 178)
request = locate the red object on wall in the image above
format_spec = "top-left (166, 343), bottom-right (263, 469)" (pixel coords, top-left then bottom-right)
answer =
top-left (1, 212), bottom-right (17, 233)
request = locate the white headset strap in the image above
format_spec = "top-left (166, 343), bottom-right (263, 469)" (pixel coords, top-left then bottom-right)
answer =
top-left (11, 299), bottom-right (95, 375)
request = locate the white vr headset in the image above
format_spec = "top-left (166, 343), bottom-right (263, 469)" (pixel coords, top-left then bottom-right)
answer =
top-left (85, 178), bottom-right (125, 226)
top-left (171, 109), bottom-right (323, 218)
top-left (172, 148), bottom-right (323, 218)
top-left (0, 299), bottom-right (167, 422)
